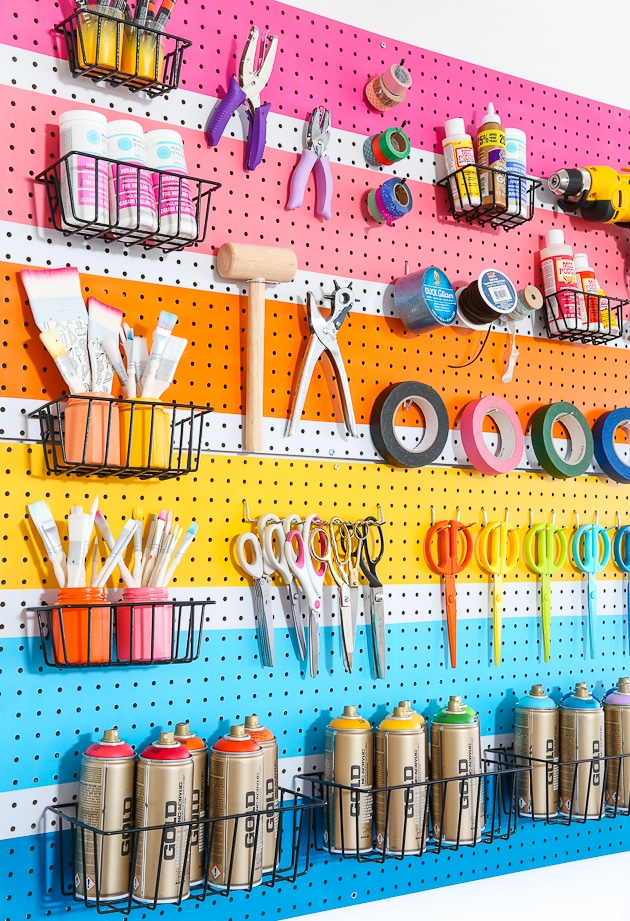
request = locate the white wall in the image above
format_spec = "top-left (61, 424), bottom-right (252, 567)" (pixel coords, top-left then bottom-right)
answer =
top-left (282, 0), bottom-right (630, 917)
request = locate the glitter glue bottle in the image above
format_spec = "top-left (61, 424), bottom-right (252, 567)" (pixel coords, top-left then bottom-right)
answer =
top-left (365, 62), bottom-right (412, 111)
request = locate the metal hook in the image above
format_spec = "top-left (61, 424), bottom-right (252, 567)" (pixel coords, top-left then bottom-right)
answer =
top-left (456, 506), bottom-right (461, 522)
top-left (375, 503), bottom-right (387, 525)
top-left (529, 509), bottom-right (534, 528)
top-left (594, 510), bottom-right (599, 525)
top-left (505, 508), bottom-right (510, 524)
top-left (573, 511), bottom-right (580, 529)
top-left (431, 506), bottom-right (436, 526)
top-left (481, 508), bottom-right (488, 527)
top-left (550, 510), bottom-right (556, 526)
top-left (242, 499), bottom-right (258, 523)
top-left (617, 512), bottom-right (621, 529)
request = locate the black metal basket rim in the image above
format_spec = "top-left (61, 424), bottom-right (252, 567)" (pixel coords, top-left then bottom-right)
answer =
top-left (29, 599), bottom-right (214, 611)
top-left (437, 165), bottom-right (543, 187)
top-left (28, 397), bottom-right (214, 417)
top-left (505, 751), bottom-right (630, 768)
top-left (55, 9), bottom-right (192, 45)
top-left (544, 288), bottom-right (628, 305)
top-left (300, 763), bottom-right (529, 795)
top-left (34, 153), bottom-right (222, 192)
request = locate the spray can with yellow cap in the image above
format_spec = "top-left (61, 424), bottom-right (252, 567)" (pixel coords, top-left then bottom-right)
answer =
top-left (207, 724), bottom-right (264, 890)
top-left (133, 731), bottom-right (193, 904)
top-left (559, 683), bottom-right (604, 819)
top-left (604, 676), bottom-right (630, 809)
top-left (244, 714), bottom-right (278, 873)
top-left (324, 705), bottom-right (373, 854)
top-left (513, 685), bottom-right (559, 818)
top-left (375, 706), bottom-right (428, 855)
top-left (75, 727), bottom-right (135, 902)
top-left (174, 721), bottom-right (207, 886)
top-left (430, 695), bottom-right (484, 844)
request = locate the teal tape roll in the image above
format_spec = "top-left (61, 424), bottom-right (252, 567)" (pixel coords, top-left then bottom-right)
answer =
top-left (530, 402), bottom-right (594, 479)
top-left (377, 128), bottom-right (411, 163)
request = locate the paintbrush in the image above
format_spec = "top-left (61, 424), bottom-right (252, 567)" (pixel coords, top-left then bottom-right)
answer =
top-left (100, 337), bottom-right (130, 396)
top-left (93, 520), bottom-right (137, 588)
top-left (39, 329), bottom-right (86, 395)
top-left (140, 311), bottom-right (178, 398)
top-left (67, 504), bottom-right (93, 588)
top-left (162, 521), bottom-right (198, 585)
top-left (151, 335), bottom-right (187, 399)
top-left (28, 500), bottom-right (68, 587)
top-left (154, 0), bottom-right (177, 31)
top-left (94, 510), bottom-right (136, 587)
top-left (21, 267), bottom-right (91, 392)
top-left (87, 298), bottom-right (124, 394)
top-left (132, 507), bottom-right (144, 586)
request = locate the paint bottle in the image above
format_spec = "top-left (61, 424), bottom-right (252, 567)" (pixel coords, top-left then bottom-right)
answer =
top-left (144, 129), bottom-right (197, 240)
top-left (476, 102), bottom-right (507, 211)
top-left (442, 117), bottom-right (480, 212)
top-left (539, 229), bottom-right (585, 331)
top-left (59, 109), bottom-right (110, 229)
top-left (107, 120), bottom-right (158, 235)
top-left (505, 126), bottom-right (528, 217)
top-left (574, 252), bottom-right (617, 334)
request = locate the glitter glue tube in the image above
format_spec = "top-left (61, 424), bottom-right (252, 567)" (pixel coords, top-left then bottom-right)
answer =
top-left (144, 129), bottom-right (197, 240)
top-left (107, 119), bottom-right (158, 235)
top-left (365, 62), bottom-right (412, 111)
top-left (59, 110), bottom-right (110, 228)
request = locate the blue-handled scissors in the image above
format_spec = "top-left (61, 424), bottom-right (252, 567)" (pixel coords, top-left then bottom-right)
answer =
top-left (613, 521), bottom-right (630, 637)
top-left (571, 518), bottom-right (611, 658)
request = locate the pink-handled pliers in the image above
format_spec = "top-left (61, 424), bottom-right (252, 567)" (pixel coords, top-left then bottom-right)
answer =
top-left (287, 106), bottom-right (333, 220)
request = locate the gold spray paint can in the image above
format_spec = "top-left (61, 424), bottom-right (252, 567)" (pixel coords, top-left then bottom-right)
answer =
top-left (133, 731), bottom-right (193, 904)
top-left (604, 676), bottom-right (630, 809)
top-left (244, 714), bottom-right (278, 873)
top-left (174, 721), bottom-right (207, 886)
top-left (559, 683), bottom-right (604, 819)
top-left (207, 725), bottom-right (264, 890)
top-left (324, 705), bottom-right (373, 854)
top-left (375, 706), bottom-right (427, 855)
top-left (513, 685), bottom-right (559, 818)
top-left (75, 728), bottom-right (135, 902)
top-left (430, 695), bottom-right (484, 845)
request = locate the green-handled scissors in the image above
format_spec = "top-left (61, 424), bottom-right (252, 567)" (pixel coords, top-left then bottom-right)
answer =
top-left (523, 516), bottom-right (568, 662)
top-left (477, 513), bottom-right (520, 667)
top-left (571, 516), bottom-right (611, 659)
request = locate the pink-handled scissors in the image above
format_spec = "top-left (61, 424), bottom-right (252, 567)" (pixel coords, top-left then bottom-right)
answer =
top-left (285, 514), bottom-right (327, 677)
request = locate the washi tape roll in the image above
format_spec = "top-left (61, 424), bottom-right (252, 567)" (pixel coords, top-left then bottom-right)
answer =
top-left (365, 64), bottom-right (412, 111)
top-left (364, 128), bottom-right (411, 167)
top-left (460, 396), bottom-right (524, 475)
top-left (370, 381), bottom-right (450, 468)
top-left (593, 408), bottom-right (630, 483)
top-left (530, 402), bottom-right (594, 479)
top-left (368, 179), bottom-right (413, 226)
top-left (393, 266), bottom-right (457, 333)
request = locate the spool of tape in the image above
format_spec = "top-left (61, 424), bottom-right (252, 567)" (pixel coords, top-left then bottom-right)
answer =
top-left (393, 266), bottom-right (456, 333)
top-left (365, 64), bottom-right (412, 111)
top-left (377, 128), bottom-right (411, 163)
top-left (460, 396), bottom-right (524, 475)
top-left (370, 381), bottom-right (450, 468)
top-left (593, 408), bottom-right (630, 483)
top-left (380, 177), bottom-right (412, 216)
top-left (508, 284), bottom-right (543, 321)
top-left (530, 402), bottom-right (594, 479)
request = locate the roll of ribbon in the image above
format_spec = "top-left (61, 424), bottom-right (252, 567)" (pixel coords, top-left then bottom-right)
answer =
top-left (530, 402), bottom-right (594, 479)
top-left (507, 284), bottom-right (543, 321)
top-left (393, 266), bottom-right (456, 333)
top-left (364, 128), bottom-right (411, 167)
top-left (457, 269), bottom-right (518, 329)
top-left (593, 408), bottom-right (630, 483)
top-left (368, 179), bottom-right (413, 226)
top-left (371, 381), bottom-right (450, 467)
top-left (365, 63), bottom-right (412, 111)
top-left (460, 396), bottom-right (524, 475)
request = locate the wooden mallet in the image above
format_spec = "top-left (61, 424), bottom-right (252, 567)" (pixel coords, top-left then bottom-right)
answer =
top-left (217, 242), bottom-right (298, 453)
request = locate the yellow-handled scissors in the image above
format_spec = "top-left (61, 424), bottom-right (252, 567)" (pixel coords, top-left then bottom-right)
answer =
top-left (477, 513), bottom-right (520, 666)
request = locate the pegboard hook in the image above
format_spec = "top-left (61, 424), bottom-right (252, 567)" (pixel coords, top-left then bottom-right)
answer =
top-left (431, 505), bottom-right (436, 526)
top-left (573, 511), bottom-right (580, 529)
top-left (375, 503), bottom-right (386, 525)
top-left (481, 507), bottom-right (488, 527)
top-left (242, 499), bottom-right (258, 523)
top-left (617, 511), bottom-right (622, 529)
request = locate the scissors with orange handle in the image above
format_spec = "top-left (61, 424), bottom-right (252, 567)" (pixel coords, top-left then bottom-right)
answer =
top-left (424, 512), bottom-right (474, 668)
top-left (477, 513), bottom-right (520, 666)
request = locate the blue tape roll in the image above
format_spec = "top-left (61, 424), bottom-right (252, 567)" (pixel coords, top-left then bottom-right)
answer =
top-left (379, 177), bottom-right (412, 217)
top-left (393, 266), bottom-right (456, 332)
top-left (593, 408), bottom-right (630, 483)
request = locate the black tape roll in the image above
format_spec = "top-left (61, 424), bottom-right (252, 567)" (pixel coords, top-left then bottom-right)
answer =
top-left (371, 381), bottom-right (450, 467)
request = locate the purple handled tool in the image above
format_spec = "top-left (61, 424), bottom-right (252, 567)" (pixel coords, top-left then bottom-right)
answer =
top-left (205, 26), bottom-right (278, 171)
top-left (287, 106), bottom-right (333, 220)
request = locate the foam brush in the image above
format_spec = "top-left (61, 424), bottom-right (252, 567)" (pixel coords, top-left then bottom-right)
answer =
top-left (126, 329), bottom-right (137, 398)
top-left (39, 329), bottom-right (85, 395)
top-left (100, 337), bottom-right (130, 395)
top-left (87, 298), bottom-right (124, 394)
top-left (93, 520), bottom-right (137, 588)
top-left (162, 521), bottom-right (198, 586)
top-left (89, 536), bottom-right (100, 587)
top-left (140, 311), bottom-right (178, 398)
top-left (21, 267), bottom-right (91, 391)
top-left (66, 504), bottom-right (93, 588)
top-left (151, 335), bottom-right (187, 399)
top-left (28, 500), bottom-right (67, 587)
top-left (134, 336), bottom-right (149, 384)
top-left (94, 510), bottom-right (136, 588)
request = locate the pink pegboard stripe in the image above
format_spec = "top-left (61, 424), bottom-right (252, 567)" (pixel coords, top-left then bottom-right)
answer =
top-left (3, 0), bottom-right (630, 180)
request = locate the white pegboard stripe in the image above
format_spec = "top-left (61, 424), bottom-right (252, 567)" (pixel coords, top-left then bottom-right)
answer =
top-left (3, 579), bottom-right (627, 639)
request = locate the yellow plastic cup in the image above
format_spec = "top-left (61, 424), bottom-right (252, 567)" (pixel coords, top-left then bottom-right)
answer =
top-left (119, 399), bottom-right (171, 469)
top-left (75, 11), bottom-right (122, 73)
top-left (121, 25), bottom-right (165, 84)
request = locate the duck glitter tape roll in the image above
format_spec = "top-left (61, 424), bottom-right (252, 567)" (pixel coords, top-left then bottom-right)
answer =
top-left (393, 266), bottom-right (456, 333)
top-left (370, 381), bottom-right (450, 468)
top-left (530, 402), bottom-right (594, 479)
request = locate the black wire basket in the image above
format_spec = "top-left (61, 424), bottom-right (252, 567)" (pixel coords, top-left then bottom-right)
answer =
top-left (55, 9), bottom-right (191, 98)
top-left (437, 164), bottom-right (542, 230)
top-left (542, 289), bottom-right (625, 344)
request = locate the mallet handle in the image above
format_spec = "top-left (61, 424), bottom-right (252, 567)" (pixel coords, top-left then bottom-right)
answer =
top-left (246, 280), bottom-right (266, 453)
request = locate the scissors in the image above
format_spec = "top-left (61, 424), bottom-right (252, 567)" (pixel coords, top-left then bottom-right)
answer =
top-left (523, 518), bottom-right (568, 662)
top-left (285, 514), bottom-right (327, 677)
top-left (356, 515), bottom-right (386, 679)
top-left (477, 514), bottom-right (520, 666)
top-left (235, 512), bottom-right (281, 667)
top-left (424, 514), bottom-right (474, 669)
top-left (571, 518), bottom-right (611, 658)
top-left (262, 516), bottom-right (307, 661)
top-left (310, 517), bottom-right (354, 672)
top-left (613, 521), bottom-right (630, 634)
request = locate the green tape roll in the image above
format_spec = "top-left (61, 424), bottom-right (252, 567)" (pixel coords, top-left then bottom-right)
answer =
top-left (530, 402), bottom-right (594, 479)
top-left (377, 127), bottom-right (411, 163)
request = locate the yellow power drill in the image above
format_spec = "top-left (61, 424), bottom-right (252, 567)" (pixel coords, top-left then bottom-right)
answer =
top-left (548, 165), bottom-right (630, 226)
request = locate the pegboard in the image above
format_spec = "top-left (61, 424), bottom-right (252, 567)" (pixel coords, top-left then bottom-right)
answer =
top-left (3, 0), bottom-right (630, 919)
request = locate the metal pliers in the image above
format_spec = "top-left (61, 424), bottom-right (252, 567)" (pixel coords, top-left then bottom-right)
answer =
top-left (287, 281), bottom-right (358, 438)
top-left (206, 26), bottom-right (278, 171)
top-left (287, 106), bottom-right (333, 220)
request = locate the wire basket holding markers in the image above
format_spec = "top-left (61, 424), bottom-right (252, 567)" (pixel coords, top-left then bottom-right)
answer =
top-left (55, 2), bottom-right (192, 98)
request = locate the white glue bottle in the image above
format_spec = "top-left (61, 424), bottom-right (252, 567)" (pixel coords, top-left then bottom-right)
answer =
top-left (107, 120), bottom-right (158, 235)
top-left (144, 129), bottom-right (197, 240)
top-left (574, 253), bottom-right (618, 334)
top-left (505, 126), bottom-right (527, 218)
top-left (442, 117), bottom-right (480, 212)
top-left (59, 109), bottom-right (109, 229)
top-left (539, 229), bottom-right (585, 331)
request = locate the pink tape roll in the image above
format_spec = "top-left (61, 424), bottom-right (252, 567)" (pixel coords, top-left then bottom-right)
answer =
top-left (460, 396), bottom-right (524, 475)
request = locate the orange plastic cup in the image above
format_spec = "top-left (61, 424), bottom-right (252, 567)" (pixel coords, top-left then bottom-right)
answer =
top-left (63, 394), bottom-right (121, 466)
top-left (75, 11), bottom-right (122, 73)
top-left (121, 25), bottom-right (165, 84)
top-left (53, 587), bottom-right (110, 665)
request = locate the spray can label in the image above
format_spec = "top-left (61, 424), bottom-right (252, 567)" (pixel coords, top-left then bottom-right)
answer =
top-left (324, 723), bottom-right (373, 854)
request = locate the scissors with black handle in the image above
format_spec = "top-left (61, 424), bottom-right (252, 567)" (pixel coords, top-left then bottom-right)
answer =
top-left (356, 515), bottom-right (386, 679)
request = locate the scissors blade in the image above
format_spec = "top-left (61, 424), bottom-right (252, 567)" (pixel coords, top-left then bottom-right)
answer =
top-left (255, 577), bottom-right (274, 667)
top-left (370, 585), bottom-right (386, 679)
top-left (492, 572), bottom-right (503, 667)
top-left (587, 572), bottom-right (597, 659)
top-left (288, 580), bottom-right (307, 661)
top-left (338, 584), bottom-right (354, 672)
top-left (540, 572), bottom-right (552, 663)
top-left (309, 607), bottom-right (320, 678)
top-left (443, 572), bottom-right (457, 668)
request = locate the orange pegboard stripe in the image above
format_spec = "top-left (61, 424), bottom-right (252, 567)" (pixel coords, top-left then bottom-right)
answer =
top-left (3, 261), bottom-right (628, 435)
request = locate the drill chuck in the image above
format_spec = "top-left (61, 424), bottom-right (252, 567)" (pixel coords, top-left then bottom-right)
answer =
top-left (548, 168), bottom-right (592, 199)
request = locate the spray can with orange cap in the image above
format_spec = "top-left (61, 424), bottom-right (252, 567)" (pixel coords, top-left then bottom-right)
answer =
top-left (244, 714), bottom-right (278, 873)
top-left (174, 721), bottom-right (207, 886)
